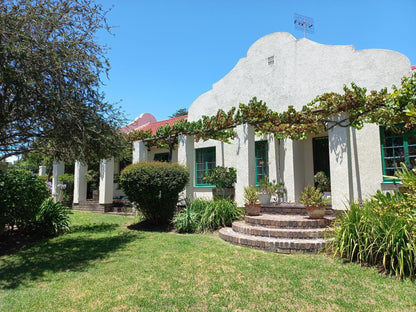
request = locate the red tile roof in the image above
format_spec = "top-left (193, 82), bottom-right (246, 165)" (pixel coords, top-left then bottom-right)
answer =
top-left (125, 115), bottom-right (187, 135)
top-left (412, 65), bottom-right (416, 70)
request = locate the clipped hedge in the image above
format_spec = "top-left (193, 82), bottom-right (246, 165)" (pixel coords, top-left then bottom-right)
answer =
top-left (120, 162), bottom-right (189, 225)
top-left (0, 169), bottom-right (49, 231)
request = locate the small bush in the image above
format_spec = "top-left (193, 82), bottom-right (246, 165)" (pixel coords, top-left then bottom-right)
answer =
top-left (173, 198), bottom-right (243, 233)
top-left (328, 163), bottom-right (416, 279)
top-left (36, 198), bottom-right (71, 236)
top-left (120, 162), bottom-right (189, 225)
top-left (173, 206), bottom-right (199, 233)
top-left (0, 169), bottom-right (49, 230)
top-left (196, 199), bottom-right (243, 232)
top-left (329, 200), bottom-right (416, 279)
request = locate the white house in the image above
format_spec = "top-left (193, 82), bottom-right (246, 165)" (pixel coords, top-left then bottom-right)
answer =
top-left (128, 32), bottom-right (414, 210)
top-left (69, 32), bottom-right (414, 211)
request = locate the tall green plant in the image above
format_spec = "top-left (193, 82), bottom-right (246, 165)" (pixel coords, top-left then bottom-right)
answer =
top-left (329, 174), bottom-right (416, 279)
top-left (36, 198), bottom-right (72, 236)
top-left (173, 198), bottom-right (243, 233)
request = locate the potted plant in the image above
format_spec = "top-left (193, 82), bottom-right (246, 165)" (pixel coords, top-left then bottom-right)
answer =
top-left (314, 171), bottom-right (331, 199)
top-left (204, 166), bottom-right (237, 201)
top-left (258, 176), bottom-right (286, 205)
top-left (258, 176), bottom-right (277, 205)
top-left (276, 182), bottom-right (287, 203)
top-left (244, 185), bottom-right (261, 216)
top-left (299, 185), bottom-right (330, 219)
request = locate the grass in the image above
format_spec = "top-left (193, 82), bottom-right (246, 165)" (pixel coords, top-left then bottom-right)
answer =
top-left (0, 211), bottom-right (415, 312)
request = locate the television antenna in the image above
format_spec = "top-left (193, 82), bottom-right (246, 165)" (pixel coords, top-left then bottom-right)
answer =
top-left (294, 13), bottom-right (314, 38)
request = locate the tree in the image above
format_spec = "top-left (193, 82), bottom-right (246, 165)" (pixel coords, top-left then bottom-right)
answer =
top-left (0, 0), bottom-right (125, 163)
top-left (169, 108), bottom-right (188, 118)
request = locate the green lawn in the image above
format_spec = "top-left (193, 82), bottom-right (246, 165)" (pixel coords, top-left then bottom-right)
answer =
top-left (1, 211), bottom-right (415, 312)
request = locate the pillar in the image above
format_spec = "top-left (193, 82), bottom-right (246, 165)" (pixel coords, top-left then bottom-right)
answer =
top-left (235, 124), bottom-right (255, 206)
top-left (38, 165), bottom-right (47, 176)
top-left (177, 134), bottom-right (195, 202)
top-left (73, 161), bottom-right (88, 204)
top-left (52, 160), bottom-right (65, 202)
top-left (328, 114), bottom-right (354, 210)
top-left (99, 158), bottom-right (114, 210)
top-left (133, 141), bottom-right (148, 163)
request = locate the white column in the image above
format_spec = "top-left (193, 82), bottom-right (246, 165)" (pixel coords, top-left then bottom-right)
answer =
top-left (38, 165), bottom-right (47, 176)
top-left (132, 141), bottom-right (148, 163)
top-left (99, 158), bottom-right (114, 206)
top-left (73, 161), bottom-right (88, 204)
top-left (328, 114), bottom-right (353, 210)
top-left (52, 160), bottom-right (65, 202)
top-left (235, 124), bottom-right (255, 206)
top-left (268, 135), bottom-right (281, 183)
top-left (178, 135), bottom-right (195, 202)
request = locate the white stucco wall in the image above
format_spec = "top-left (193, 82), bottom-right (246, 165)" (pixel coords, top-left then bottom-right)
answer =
top-left (189, 32), bottom-right (410, 120)
top-left (184, 32), bottom-right (412, 209)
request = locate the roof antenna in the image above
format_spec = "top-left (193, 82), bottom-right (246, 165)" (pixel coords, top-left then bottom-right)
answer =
top-left (294, 13), bottom-right (314, 38)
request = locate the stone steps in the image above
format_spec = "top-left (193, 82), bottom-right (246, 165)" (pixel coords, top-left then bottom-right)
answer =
top-left (219, 204), bottom-right (335, 254)
top-left (232, 221), bottom-right (327, 239)
top-left (72, 201), bottom-right (108, 213)
top-left (219, 228), bottom-right (328, 254)
top-left (245, 214), bottom-right (334, 229)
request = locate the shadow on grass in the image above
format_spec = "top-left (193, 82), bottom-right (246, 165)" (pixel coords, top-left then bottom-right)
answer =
top-left (0, 224), bottom-right (141, 289)
top-left (69, 223), bottom-right (120, 234)
top-left (128, 220), bottom-right (173, 233)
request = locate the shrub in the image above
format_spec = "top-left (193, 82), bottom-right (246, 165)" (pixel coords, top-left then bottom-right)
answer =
top-left (203, 166), bottom-right (237, 188)
top-left (173, 198), bottom-right (243, 233)
top-left (58, 173), bottom-right (74, 201)
top-left (120, 162), bottom-right (189, 225)
top-left (329, 200), bottom-right (416, 279)
top-left (196, 199), bottom-right (243, 232)
top-left (173, 206), bottom-right (199, 233)
top-left (36, 198), bottom-right (72, 236)
top-left (328, 162), bottom-right (416, 280)
top-left (0, 169), bottom-right (49, 230)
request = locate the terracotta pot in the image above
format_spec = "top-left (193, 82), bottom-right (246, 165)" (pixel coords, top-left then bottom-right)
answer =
top-left (245, 203), bottom-right (261, 216)
top-left (305, 205), bottom-right (326, 219)
top-left (212, 187), bottom-right (235, 201)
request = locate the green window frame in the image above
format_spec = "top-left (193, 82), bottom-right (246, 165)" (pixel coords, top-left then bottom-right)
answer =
top-left (154, 152), bottom-right (169, 162)
top-left (255, 141), bottom-right (268, 185)
top-left (195, 147), bottom-right (216, 186)
top-left (380, 127), bottom-right (416, 181)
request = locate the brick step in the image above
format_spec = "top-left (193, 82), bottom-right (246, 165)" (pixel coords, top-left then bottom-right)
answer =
top-left (232, 221), bottom-right (327, 239)
top-left (219, 228), bottom-right (330, 254)
top-left (245, 214), bottom-right (335, 229)
top-left (72, 202), bottom-right (105, 213)
top-left (261, 203), bottom-right (336, 216)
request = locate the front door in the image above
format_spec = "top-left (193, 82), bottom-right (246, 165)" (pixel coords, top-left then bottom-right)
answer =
top-left (313, 137), bottom-right (330, 180)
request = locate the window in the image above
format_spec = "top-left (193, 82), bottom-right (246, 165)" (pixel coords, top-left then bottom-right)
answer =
top-left (255, 141), bottom-right (268, 185)
top-left (380, 127), bottom-right (416, 181)
top-left (154, 152), bottom-right (169, 162)
top-left (195, 147), bottom-right (216, 186)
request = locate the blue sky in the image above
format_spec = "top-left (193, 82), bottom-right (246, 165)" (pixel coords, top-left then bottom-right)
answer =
top-left (96, 0), bottom-right (416, 124)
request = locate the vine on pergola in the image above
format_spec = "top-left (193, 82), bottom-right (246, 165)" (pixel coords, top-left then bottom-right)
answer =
top-left (126, 73), bottom-right (416, 159)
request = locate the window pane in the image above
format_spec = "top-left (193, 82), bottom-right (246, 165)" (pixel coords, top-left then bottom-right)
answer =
top-left (255, 141), bottom-right (268, 185)
top-left (195, 147), bottom-right (216, 185)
